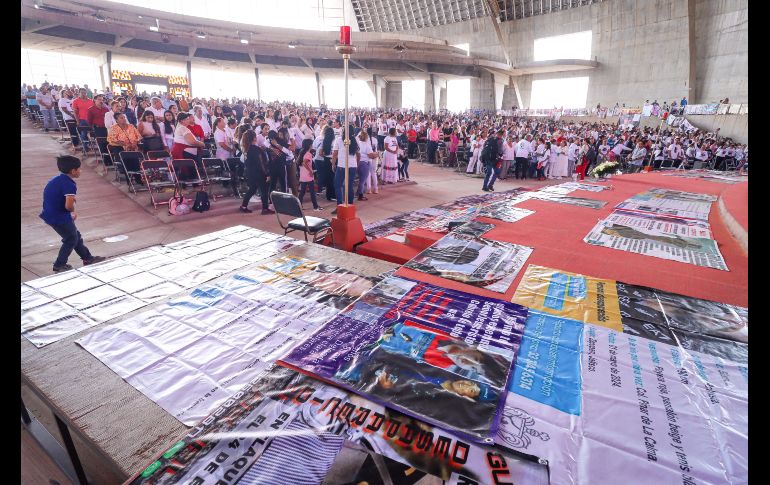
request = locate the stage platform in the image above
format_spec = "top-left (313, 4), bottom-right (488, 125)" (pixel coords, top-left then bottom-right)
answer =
top-left (360, 172), bottom-right (747, 307)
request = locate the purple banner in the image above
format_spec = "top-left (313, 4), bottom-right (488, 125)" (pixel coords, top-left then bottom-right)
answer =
top-left (280, 276), bottom-right (528, 442)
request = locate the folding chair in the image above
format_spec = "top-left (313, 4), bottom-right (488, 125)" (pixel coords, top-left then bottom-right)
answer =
top-left (171, 159), bottom-right (206, 194)
top-left (417, 143), bottom-right (427, 163)
top-left (64, 120), bottom-right (80, 148)
top-left (146, 150), bottom-right (171, 161)
top-left (95, 137), bottom-right (115, 171)
top-left (201, 158), bottom-right (234, 199)
top-left (56, 116), bottom-right (68, 142)
top-left (270, 191), bottom-right (334, 245)
top-left (118, 151), bottom-right (147, 194)
top-left (141, 159), bottom-right (178, 208)
top-left (725, 158), bottom-right (738, 171)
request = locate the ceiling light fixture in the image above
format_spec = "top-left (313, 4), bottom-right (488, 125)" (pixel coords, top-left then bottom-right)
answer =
top-left (238, 31), bottom-right (250, 44)
top-left (33, 0), bottom-right (42, 8)
top-left (287, 41), bottom-right (298, 49)
top-left (196, 31), bottom-right (206, 39)
top-left (149, 18), bottom-right (159, 32)
top-left (93, 11), bottom-right (106, 22)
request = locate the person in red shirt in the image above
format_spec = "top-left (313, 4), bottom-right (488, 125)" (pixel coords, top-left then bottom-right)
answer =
top-left (71, 88), bottom-right (94, 149)
top-left (86, 94), bottom-right (110, 138)
top-left (406, 125), bottom-right (418, 159)
top-left (187, 118), bottom-right (206, 164)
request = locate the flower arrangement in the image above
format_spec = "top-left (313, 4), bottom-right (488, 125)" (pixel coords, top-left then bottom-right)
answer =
top-left (589, 161), bottom-right (619, 178)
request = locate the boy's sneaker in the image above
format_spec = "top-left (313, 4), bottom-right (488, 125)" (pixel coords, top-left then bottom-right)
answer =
top-left (314, 207), bottom-right (324, 211)
top-left (52, 263), bottom-right (73, 273)
top-left (83, 256), bottom-right (106, 266)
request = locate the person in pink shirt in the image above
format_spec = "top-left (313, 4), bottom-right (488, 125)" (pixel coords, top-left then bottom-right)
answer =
top-left (448, 128), bottom-right (459, 166)
top-left (298, 139), bottom-right (322, 211)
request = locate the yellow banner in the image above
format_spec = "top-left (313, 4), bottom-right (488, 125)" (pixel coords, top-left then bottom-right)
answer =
top-left (512, 265), bottom-right (623, 331)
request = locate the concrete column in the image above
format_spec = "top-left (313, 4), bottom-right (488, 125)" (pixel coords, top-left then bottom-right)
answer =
top-left (315, 72), bottom-right (322, 107)
top-left (687, 0), bottom-right (697, 103)
top-left (186, 61), bottom-right (192, 98)
top-left (470, 70), bottom-right (495, 111)
top-left (106, 50), bottom-right (112, 92)
top-left (254, 68), bottom-right (261, 102)
top-left (494, 82), bottom-right (505, 111)
top-left (424, 76), bottom-right (435, 112)
top-left (385, 81), bottom-right (402, 109)
top-left (439, 87), bottom-right (447, 110)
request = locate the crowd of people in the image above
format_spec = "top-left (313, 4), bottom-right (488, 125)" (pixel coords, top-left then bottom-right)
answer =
top-left (23, 81), bottom-right (747, 215)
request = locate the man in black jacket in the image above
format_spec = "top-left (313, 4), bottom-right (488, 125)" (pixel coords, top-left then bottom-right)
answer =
top-left (482, 130), bottom-right (504, 192)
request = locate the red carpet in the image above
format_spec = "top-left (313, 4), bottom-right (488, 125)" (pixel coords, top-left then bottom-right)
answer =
top-left (720, 182), bottom-right (748, 232)
top-left (393, 173), bottom-right (748, 307)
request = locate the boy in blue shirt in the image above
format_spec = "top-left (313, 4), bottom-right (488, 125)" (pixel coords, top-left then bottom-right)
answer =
top-left (40, 156), bottom-right (105, 272)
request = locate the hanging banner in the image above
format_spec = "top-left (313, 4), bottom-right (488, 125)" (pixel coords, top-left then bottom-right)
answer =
top-left (77, 256), bottom-right (376, 426)
top-left (511, 265), bottom-right (623, 331)
top-left (21, 226), bottom-right (301, 348)
top-left (128, 365), bottom-right (550, 485)
top-left (404, 233), bottom-right (533, 294)
top-left (583, 220), bottom-right (728, 271)
top-left (280, 276), bottom-right (529, 442)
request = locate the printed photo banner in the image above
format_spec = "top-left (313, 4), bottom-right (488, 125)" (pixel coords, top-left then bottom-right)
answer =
top-left (615, 196), bottom-right (712, 221)
top-left (280, 276), bottom-right (529, 442)
top-left (21, 226), bottom-right (301, 347)
top-left (477, 203), bottom-right (535, 224)
top-left (404, 232), bottom-right (533, 294)
top-left (604, 211), bottom-right (712, 238)
top-left (583, 219), bottom-right (728, 271)
top-left (616, 282), bottom-right (748, 364)
top-left (496, 320), bottom-right (747, 485)
top-left (129, 365), bottom-right (549, 485)
top-left (77, 255), bottom-right (378, 426)
top-left (511, 265), bottom-right (624, 331)
top-left (662, 172), bottom-right (746, 184)
top-left (452, 221), bottom-right (496, 238)
top-left (516, 192), bottom-right (608, 209)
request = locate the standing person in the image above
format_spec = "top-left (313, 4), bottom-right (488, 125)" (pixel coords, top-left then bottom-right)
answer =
top-left (171, 112), bottom-right (206, 162)
top-left (514, 134), bottom-right (531, 180)
top-left (40, 156), bottom-right (105, 272)
top-left (481, 130), bottom-right (503, 192)
top-left (193, 105), bottom-right (212, 138)
top-left (298, 138), bottom-right (322, 211)
top-left (668, 137), bottom-right (684, 169)
top-left (318, 127), bottom-right (336, 202)
top-left (499, 135), bottom-right (516, 180)
top-left (406, 124), bottom-right (418, 159)
top-left (87, 94), bottom-right (109, 138)
top-left (382, 128), bottom-right (399, 184)
top-left (536, 142), bottom-right (551, 180)
top-left (357, 130), bottom-right (377, 200)
top-left (71, 88), bottom-right (95, 150)
top-left (427, 122), bottom-right (440, 164)
top-left (377, 115), bottom-right (388, 152)
top-left (36, 84), bottom-right (58, 133)
top-left (628, 141), bottom-right (648, 173)
top-left (331, 125), bottom-right (360, 214)
top-left (447, 129), bottom-right (459, 167)
top-left (238, 129), bottom-right (273, 214)
top-left (161, 110), bottom-right (176, 151)
top-left (551, 140), bottom-right (569, 178)
top-left (213, 117), bottom-right (235, 161)
top-left (467, 130), bottom-right (485, 174)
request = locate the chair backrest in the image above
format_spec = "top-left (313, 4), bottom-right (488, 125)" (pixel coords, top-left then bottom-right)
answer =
top-left (141, 159), bottom-right (171, 172)
top-left (119, 151), bottom-right (145, 172)
top-left (172, 159), bottom-right (201, 182)
top-left (146, 150), bottom-right (171, 160)
top-left (96, 137), bottom-right (109, 154)
top-left (270, 191), bottom-right (304, 218)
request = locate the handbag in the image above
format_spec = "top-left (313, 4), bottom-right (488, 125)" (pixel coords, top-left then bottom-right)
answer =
top-left (168, 194), bottom-right (192, 215)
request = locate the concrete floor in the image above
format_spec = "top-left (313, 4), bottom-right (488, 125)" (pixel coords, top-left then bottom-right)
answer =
top-left (21, 118), bottom-right (560, 283)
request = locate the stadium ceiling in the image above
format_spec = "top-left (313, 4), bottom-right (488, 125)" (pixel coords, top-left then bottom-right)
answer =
top-left (351, 0), bottom-right (605, 32)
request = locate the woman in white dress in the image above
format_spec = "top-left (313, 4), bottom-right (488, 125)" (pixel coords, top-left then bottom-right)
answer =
top-left (467, 131), bottom-right (485, 174)
top-left (382, 127), bottom-right (399, 184)
top-left (551, 140), bottom-right (569, 178)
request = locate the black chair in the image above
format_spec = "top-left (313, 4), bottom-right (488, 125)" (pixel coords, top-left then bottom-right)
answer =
top-left (201, 158), bottom-right (233, 199)
top-left (118, 151), bottom-right (147, 193)
top-left (146, 150), bottom-right (171, 161)
top-left (141, 159), bottom-right (178, 208)
top-left (171, 159), bottom-right (205, 192)
top-left (270, 191), bottom-right (334, 245)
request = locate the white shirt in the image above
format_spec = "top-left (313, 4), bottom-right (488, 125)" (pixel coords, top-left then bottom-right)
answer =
top-left (668, 144), bottom-right (683, 160)
top-left (194, 114), bottom-right (212, 137)
top-left (104, 111), bottom-right (118, 130)
top-left (289, 126), bottom-right (304, 149)
top-left (301, 124), bottom-right (314, 140)
top-left (334, 137), bottom-right (357, 168)
top-left (515, 139), bottom-right (531, 158)
top-left (383, 135), bottom-right (399, 161)
top-left (502, 142), bottom-right (516, 160)
top-left (377, 122), bottom-right (388, 136)
top-left (312, 135), bottom-right (325, 161)
top-left (357, 135), bottom-right (375, 162)
top-left (58, 97), bottom-right (74, 121)
top-left (148, 105), bottom-right (166, 119)
top-left (173, 124), bottom-right (197, 156)
top-left (568, 142), bottom-right (579, 160)
top-left (214, 128), bottom-right (231, 160)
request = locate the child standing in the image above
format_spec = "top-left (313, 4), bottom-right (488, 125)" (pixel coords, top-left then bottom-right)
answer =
top-left (298, 139), bottom-right (322, 211)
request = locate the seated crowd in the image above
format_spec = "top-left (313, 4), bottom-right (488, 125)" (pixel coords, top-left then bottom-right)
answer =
top-left (22, 82), bottom-right (747, 214)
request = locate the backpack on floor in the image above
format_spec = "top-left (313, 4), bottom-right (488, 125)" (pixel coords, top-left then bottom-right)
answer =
top-left (192, 190), bottom-right (210, 213)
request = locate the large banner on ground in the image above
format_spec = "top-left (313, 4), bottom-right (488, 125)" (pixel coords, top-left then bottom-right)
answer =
top-left (128, 365), bottom-right (550, 485)
top-left (518, 192), bottom-right (608, 209)
top-left (280, 276), bottom-right (529, 442)
top-left (496, 315), bottom-right (748, 485)
top-left (511, 265), bottom-right (623, 331)
top-left (583, 219), bottom-right (728, 270)
top-left (614, 195), bottom-right (712, 221)
top-left (21, 226), bottom-right (301, 347)
top-left (77, 256), bottom-right (378, 425)
top-left (404, 233), bottom-right (533, 294)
